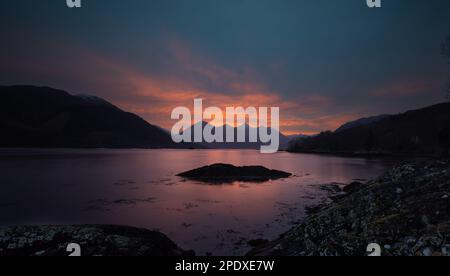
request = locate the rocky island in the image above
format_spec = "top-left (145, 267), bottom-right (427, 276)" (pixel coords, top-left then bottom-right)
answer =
top-left (0, 225), bottom-right (194, 256)
top-left (248, 159), bottom-right (450, 256)
top-left (177, 163), bottom-right (292, 183)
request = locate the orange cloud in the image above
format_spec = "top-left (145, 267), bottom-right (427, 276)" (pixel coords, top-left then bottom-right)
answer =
top-left (79, 41), bottom-right (310, 133)
top-left (91, 43), bottom-right (353, 135)
top-left (5, 34), bottom-right (344, 136)
top-left (281, 113), bottom-right (359, 135)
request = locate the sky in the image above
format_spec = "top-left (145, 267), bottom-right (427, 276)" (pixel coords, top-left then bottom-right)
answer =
top-left (1, 0), bottom-right (450, 135)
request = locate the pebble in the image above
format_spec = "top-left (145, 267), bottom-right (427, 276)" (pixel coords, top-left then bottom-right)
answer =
top-left (422, 248), bottom-right (432, 256)
top-left (442, 245), bottom-right (450, 256)
top-left (273, 244), bottom-right (283, 250)
top-left (35, 250), bottom-right (46, 256)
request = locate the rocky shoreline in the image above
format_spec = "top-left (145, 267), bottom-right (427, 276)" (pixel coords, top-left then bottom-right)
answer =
top-left (0, 225), bottom-right (194, 256)
top-left (248, 159), bottom-right (450, 256)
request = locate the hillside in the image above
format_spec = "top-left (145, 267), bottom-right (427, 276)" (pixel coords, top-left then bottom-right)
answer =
top-left (289, 103), bottom-right (450, 155)
top-left (0, 85), bottom-right (174, 148)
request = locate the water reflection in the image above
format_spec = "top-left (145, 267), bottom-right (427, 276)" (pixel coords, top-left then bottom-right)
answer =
top-left (0, 149), bottom-right (393, 255)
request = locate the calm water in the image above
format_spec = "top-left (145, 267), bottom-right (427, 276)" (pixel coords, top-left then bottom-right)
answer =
top-left (0, 149), bottom-right (393, 255)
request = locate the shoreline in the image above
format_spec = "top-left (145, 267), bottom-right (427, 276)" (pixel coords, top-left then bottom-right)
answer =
top-left (287, 149), bottom-right (446, 159)
top-left (247, 158), bottom-right (450, 256)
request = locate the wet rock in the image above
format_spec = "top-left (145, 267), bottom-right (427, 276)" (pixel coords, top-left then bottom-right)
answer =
top-left (247, 239), bottom-right (269, 248)
top-left (0, 225), bottom-right (194, 256)
top-left (319, 183), bottom-right (342, 194)
top-left (177, 163), bottom-right (292, 183)
top-left (343, 181), bottom-right (364, 194)
top-left (305, 204), bottom-right (326, 216)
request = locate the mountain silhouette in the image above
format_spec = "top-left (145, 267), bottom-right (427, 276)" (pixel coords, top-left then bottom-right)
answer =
top-left (335, 114), bottom-right (391, 133)
top-left (0, 85), bottom-right (174, 148)
top-left (179, 121), bottom-right (291, 150)
top-left (289, 102), bottom-right (450, 155)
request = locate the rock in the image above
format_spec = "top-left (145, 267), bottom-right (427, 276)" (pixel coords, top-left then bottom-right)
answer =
top-left (35, 250), bottom-right (46, 256)
top-left (422, 248), bottom-right (432, 256)
top-left (319, 183), bottom-right (342, 194)
top-left (177, 163), bottom-right (292, 183)
top-left (273, 244), bottom-right (283, 251)
top-left (248, 159), bottom-right (450, 256)
top-left (343, 182), bottom-right (364, 194)
top-left (0, 225), bottom-right (194, 256)
top-left (247, 239), bottom-right (269, 248)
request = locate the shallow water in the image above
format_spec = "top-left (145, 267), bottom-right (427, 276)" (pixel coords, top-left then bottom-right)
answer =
top-left (0, 149), bottom-right (393, 255)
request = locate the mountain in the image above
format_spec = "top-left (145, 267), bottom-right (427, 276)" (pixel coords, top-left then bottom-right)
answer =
top-left (335, 114), bottom-right (391, 133)
top-left (286, 134), bottom-right (310, 140)
top-left (0, 85), bottom-right (174, 148)
top-left (289, 103), bottom-right (450, 155)
top-left (75, 94), bottom-right (120, 110)
top-left (179, 121), bottom-right (290, 150)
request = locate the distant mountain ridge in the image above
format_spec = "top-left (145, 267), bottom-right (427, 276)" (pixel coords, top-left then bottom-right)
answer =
top-left (0, 85), bottom-right (174, 148)
top-left (75, 94), bottom-right (120, 110)
top-left (335, 114), bottom-right (391, 133)
top-left (289, 102), bottom-right (450, 155)
top-left (179, 121), bottom-right (291, 150)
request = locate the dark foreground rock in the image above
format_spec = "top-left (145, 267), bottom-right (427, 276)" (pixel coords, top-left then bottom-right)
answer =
top-left (177, 163), bottom-right (292, 183)
top-left (248, 159), bottom-right (450, 256)
top-left (0, 225), bottom-right (194, 256)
